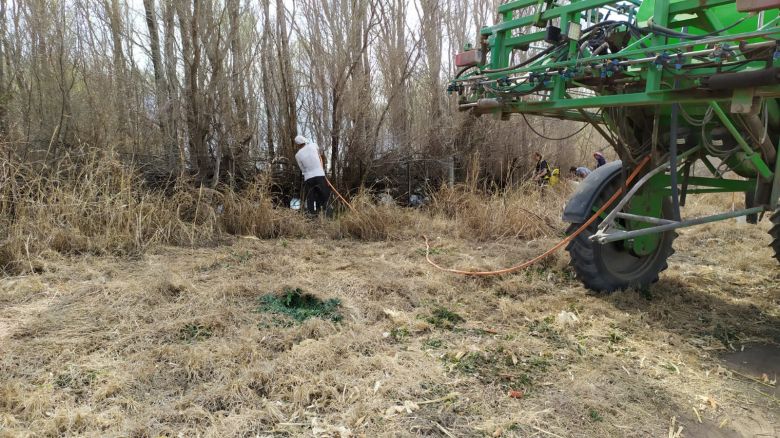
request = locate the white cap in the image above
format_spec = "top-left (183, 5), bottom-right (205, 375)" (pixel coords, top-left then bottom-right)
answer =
top-left (294, 135), bottom-right (308, 145)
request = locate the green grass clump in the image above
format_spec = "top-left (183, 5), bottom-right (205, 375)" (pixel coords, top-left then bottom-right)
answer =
top-left (426, 306), bottom-right (465, 329)
top-left (258, 288), bottom-right (342, 323)
top-left (588, 408), bottom-right (604, 422)
top-left (180, 324), bottom-right (214, 342)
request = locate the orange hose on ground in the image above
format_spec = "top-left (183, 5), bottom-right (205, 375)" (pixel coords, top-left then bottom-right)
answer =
top-left (318, 152), bottom-right (356, 213)
top-left (324, 176), bottom-right (356, 213)
top-left (423, 156), bottom-right (651, 276)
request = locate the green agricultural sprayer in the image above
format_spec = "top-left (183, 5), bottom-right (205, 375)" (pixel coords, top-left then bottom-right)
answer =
top-left (449, 0), bottom-right (780, 291)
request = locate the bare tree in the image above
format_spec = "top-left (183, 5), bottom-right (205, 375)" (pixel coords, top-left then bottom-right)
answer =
top-left (0, 0), bottom-right (593, 190)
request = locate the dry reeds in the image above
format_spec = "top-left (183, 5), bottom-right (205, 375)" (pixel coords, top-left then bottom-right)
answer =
top-left (0, 150), bottom-right (217, 273)
top-left (0, 149), bottom-right (316, 274)
top-left (0, 146), bottom-right (575, 275)
top-left (220, 176), bottom-right (310, 239)
top-left (332, 192), bottom-right (416, 241)
top-left (428, 183), bottom-right (567, 241)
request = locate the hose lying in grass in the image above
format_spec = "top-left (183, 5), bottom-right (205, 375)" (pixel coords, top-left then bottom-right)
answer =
top-left (421, 156), bottom-right (651, 276)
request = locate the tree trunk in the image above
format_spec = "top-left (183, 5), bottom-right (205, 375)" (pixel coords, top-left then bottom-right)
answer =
top-left (227, 0), bottom-right (250, 182)
top-left (260, 0), bottom-right (275, 159)
top-left (162, 0), bottom-right (182, 172)
top-left (104, 0), bottom-right (128, 140)
top-left (330, 88), bottom-right (341, 182)
top-left (142, 0), bottom-right (177, 170)
top-left (421, 0), bottom-right (443, 157)
top-left (176, 0), bottom-right (212, 184)
top-left (0, 0), bottom-right (7, 136)
top-left (275, 0), bottom-right (297, 162)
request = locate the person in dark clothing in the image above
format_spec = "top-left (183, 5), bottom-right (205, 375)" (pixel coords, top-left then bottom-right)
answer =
top-left (593, 151), bottom-right (607, 168)
top-left (532, 152), bottom-right (550, 185)
top-left (294, 135), bottom-right (331, 215)
top-left (303, 176), bottom-right (330, 216)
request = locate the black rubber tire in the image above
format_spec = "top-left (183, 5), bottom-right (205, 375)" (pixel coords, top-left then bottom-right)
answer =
top-left (565, 180), bottom-right (677, 292)
top-left (770, 208), bottom-right (780, 264)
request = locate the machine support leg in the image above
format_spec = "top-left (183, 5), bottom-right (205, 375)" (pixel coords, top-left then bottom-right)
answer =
top-left (597, 146), bottom-right (701, 233)
top-left (593, 207), bottom-right (765, 244)
top-left (772, 135), bottom-right (780, 209)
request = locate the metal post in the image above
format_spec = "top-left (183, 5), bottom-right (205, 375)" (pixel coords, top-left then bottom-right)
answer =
top-left (772, 135), bottom-right (780, 209)
top-left (615, 212), bottom-right (677, 225)
top-left (645, 0), bottom-right (670, 93)
top-left (669, 99), bottom-right (681, 221)
top-left (448, 155), bottom-right (455, 187)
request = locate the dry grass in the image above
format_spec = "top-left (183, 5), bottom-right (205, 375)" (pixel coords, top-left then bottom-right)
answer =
top-left (0, 190), bottom-right (777, 437)
top-left (220, 177), bottom-right (310, 239)
top-left (0, 149), bottom-right (322, 275)
top-left (429, 183), bottom-right (569, 241)
top-left (0, 150), bottom-right (566, 275)
top-left (2, 151), bottom-right (777, 436)
top-left (330, 192), bottom-right (423, 241)
top-left (0, 151), bottom-right (217, 274)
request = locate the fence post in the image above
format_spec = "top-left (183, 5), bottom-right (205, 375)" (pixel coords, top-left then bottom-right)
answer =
top-left (447, 155), bottom-right (455, 187)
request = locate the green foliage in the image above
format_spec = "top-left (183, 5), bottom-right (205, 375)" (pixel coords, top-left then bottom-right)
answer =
top-left (258, 288), bottom-right (342, 323)
top-left (588, 408), bottom-right (604, 422)
top-left (423, 338), bottom-right (443, 349)
top-left (180, 324), bottom-right (214, 342)
top-left (445, 346), bottom-right (541, 390)
top-left (389, 326), bottom-right (410, 343)
top-left (527, 317), bottom-right (564, 345)
top-left (416, 247), bottom-right (444, 256)
top-left (230, 250), bottom-right (253, 264)
top-left (426, 306), bottom-right (465, 329)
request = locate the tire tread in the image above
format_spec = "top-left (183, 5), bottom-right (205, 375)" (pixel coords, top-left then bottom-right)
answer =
top-left (771, 209), bottom-right (780, 264)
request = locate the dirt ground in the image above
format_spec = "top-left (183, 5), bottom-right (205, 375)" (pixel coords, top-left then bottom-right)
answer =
top-left (1, 204), bottom-right (778, 437)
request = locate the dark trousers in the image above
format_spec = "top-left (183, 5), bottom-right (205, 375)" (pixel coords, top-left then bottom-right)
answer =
top-left (303, 176), bottom-right (331, 215)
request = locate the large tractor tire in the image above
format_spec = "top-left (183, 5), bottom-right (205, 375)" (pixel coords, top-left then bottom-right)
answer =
top-left (564, 176), bottom-right (677, 292)
top-left (771, 208), bottom-right (780, 264)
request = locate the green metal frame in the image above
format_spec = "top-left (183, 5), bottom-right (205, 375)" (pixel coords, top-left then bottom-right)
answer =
top-left (452, 0), bottom-right (780, 240)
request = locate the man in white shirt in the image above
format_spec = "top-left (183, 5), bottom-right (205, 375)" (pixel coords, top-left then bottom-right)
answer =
top-left (294, 135), bottom-right (330, 215)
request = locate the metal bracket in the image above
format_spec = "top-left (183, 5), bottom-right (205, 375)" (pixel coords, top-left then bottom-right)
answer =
top-left (596, 146), bottom-right (701, 235)
top-left (730, 88), bottom-right (756, 114)
top-left (592, 207), bottom-right (766, 244)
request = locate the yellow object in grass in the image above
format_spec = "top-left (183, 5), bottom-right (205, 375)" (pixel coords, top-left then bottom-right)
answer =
top-left (549, 168), bottom-right (560, 186)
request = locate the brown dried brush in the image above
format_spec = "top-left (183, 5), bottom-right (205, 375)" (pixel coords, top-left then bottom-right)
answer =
top-left (220, 174), bottom-right (310, 239)
top-left (0, 149), bottom-right (216, 273)
top-left (429, 183), bottom-right (566, 241)
top-left (333, 191), bottom-right (415, 241)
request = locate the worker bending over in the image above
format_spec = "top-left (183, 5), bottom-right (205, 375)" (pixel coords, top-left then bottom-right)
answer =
top-left (570, 166), bottom-right (591, 179)
top-left (294, 135), bottom-right (331, 216)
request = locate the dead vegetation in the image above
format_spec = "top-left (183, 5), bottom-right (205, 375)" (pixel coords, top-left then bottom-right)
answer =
top-left (0, 152), bottom-right (215, 274)
top-left (0, 185), bottom-right (777, 437)
top-left (0, 152), bottom-right (565, 275)
top-left (429, 183), bottom-right (569, 241)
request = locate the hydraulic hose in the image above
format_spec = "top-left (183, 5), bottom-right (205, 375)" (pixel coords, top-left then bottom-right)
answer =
top-left (424, 156), bottom-right (652, 276)
top-left (645, 15), bottom-right (749, 40)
